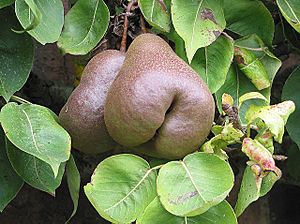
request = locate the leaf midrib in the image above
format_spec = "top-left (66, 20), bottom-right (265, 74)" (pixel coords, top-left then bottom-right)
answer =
top-left (190, 0), bottom-right (204, 51)
top-left (104, 168), bottom-right (153, 212)
top-left (281, 0), bottom-right (300, 24)
top-left (181, 161), bottom-right (207, 203)
top-left (74, 0), bottom-right (100, 47)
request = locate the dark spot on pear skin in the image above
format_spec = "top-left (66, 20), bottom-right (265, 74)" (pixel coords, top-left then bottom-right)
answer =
top-left (200, 8), bottom-right (217, 24)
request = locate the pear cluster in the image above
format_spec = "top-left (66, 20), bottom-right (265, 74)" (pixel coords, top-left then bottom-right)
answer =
top-left (59, 34), bottom-right (215, 159)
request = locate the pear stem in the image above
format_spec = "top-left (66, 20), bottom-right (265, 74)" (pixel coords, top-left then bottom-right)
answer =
top-left (120, 0), bottom-right (137, 53)
top-left (140, 15), bottom-right (148, 34)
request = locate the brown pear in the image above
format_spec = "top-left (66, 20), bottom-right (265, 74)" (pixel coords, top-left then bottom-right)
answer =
top-left (104, 34), bottom-right (215, 159)
top-left (59, 50), bottom-right (125, 154)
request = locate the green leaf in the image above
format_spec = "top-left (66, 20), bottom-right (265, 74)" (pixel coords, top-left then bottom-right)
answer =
top-left (235, 166), bottom-right (279, 217)
top-left (137, 197), bottom-right (237, 224)
top-left (15, 0), bottom-right (64, 44)
top-left (235, 166), bottom-right (261, 217)
top-left (191, 35), bottom-right (234, 93)
top-left (139, 0), bottom-right (171, 32)
top-left (13, 0), bottom-right (42, 33)
top-left (234, 47), bottom-right (270, 90)
top-left (215, 35), bottom-right (282, 123)
top-left (6, 139), bottom-right (65, 195)
top-left (260, 172), bottom-right (279, 197)
top-left (238, 92), bottom-right (269, 125)
top-left (282, 66), bottom-right (300, 148)
top-left (201, 123), bottom-right (244, 160)
top-left (164, 28), bottom-right (188, 62)
top-left (246, 101), bottom-right (295, 143)
top-left (0, 7), bottom-right (34, 101)
top-left (171, 0), bottom-right (226, 63)
top-left (65, 155), bottom-right (80, 223)
top-left (239, 92), bottom-right (269, 109)
top-left (287, 144), bottom-right (300, 180)
top-left (57, 0), bottom-right (109, 55)
top-left (0, 0), bottom-right (15, 9)
top-left (84, 154), bottom-right (157, 223)
top-left (276, 0), bottom-right (300, 33)
top-left (0, 103), bottom-right (71, 177)
top-left (0, 129), bottom-right (23, 212)
top-left (224, 0), bottom-right (274, 45)
top-left (157, 152), bottom-right (234, 217)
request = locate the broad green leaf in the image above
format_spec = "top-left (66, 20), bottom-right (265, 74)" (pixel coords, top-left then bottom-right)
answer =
top-left (65, 155), bottom-right (80, 223)
top-left (215, 35), bottom-right (282, 124)
top-left (0, 129), bottom-right (23, 212)
top-left (137, 197), bottom-right (237, 224)
top-left (260, 172), bottom-right (279, 197)
top-left (282, 66), bottom-right (300, 148)
top-left (15, 0), bottom-right (64, 44)
top-left (224, 0), bottom-right (274, 45)
top-left (157, 152), bottom-right (234, 217)
top-left (164, 28), bottom-right (188, 62)
top-left (6, 139), bottom-right (65, 194)
top-left (84, 154), bottom-right (157, 223)
top-left (0, 7), bottom-right (34, 101)
top-left (139, 0), bottom-right (171, 32)
top-left (57, 0), bottom-right (109, 55)
top-left (14, 0), bottom-right (42, 33)
top-left (0, 103), bottom-right (71, 177)
top-left (191, 35), bottom-right (234, 93)
top-left (171, 0), bottom-right (226, 62)
top-left (235, 166), bottom-right (279, 217)
top-left (234, 47), bottom-right (270, 90)
top-left (0, 0), bottom-right (15, 9)
top-left (276, 0), bottom-right (300, 33)
top-left (235, 166), bottom-right (261, 217)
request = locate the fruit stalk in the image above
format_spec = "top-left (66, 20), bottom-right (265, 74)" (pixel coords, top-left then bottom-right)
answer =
top-left (120, 0), bottom-right (137, 53)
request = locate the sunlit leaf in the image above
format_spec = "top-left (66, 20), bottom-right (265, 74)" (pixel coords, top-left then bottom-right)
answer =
top-left (191, 35), bottom-right (234, 93)
top-left (171, 0), bottom-right (226, 62)
top-left (58, 0), bottom-right (110, 55)
top-left (1, 103), bottom-right (71, 177)
top-left (15, 0), bottom-right (64, 44)
top-left (224, 0), bottom-right (274, 45)
top-left (137, 197), bottom-right (237, 224)
top-left (84, 154), bottom-right (157, 223)
top-left (139, 0), bottom-right (171, 32)
top-left (157, 152), bottom-right (234, 216)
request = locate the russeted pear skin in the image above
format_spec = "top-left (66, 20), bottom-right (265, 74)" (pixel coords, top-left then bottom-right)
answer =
top-left (59, 50), bottom-right (125, 154)
top-left (104, 34), bottom-right (215, 159)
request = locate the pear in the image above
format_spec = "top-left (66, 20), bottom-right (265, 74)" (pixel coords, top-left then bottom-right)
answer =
top-left (104, 34), bottom-right (215, 159)
top-left (59, 50), bottom-right (125, 154)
